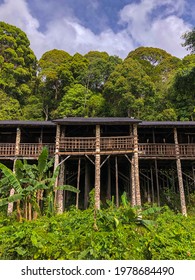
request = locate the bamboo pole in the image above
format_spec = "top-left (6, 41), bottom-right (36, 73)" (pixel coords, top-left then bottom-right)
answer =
top-left (174, 127), bottom-right (187, 216)
top-left (95, 125), bottom-right (101, 210)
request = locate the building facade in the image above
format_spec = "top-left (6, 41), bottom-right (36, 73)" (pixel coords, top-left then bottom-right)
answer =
top-left (0, 118), bottom-right (195, 214)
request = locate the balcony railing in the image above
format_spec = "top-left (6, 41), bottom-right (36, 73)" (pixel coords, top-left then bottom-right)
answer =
top-left (19, 143), bottom-right (55, 157)
top-left (0, 143), bottom-right (16, 156)
top-left (138, 143), bottom-right (195, 157)
top-left (59, 136), bottom-right (133, 153)
top-left (0, 142), bottom-right (194, 157)
top-left (0, 143), bottom-right (55, 157)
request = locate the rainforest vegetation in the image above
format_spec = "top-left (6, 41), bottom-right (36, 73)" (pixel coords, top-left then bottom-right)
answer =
top-left (0, 22), bottom-right (195, 260)
top-left (0, 21), bottom-right (195, 121)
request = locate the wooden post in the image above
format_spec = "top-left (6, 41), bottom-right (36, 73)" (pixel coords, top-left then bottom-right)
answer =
top-left (54, 124), bottom-right (60, 208)
top-left (174, 127), bottom-right (187, 216)
top-left (131, 155), bottom-right (136, 206)
top-left (152, 129), bottom-right (160, 206)
top-left (7, 127), bottom-right (21, 215)
top-left (76, 158), bottom-right (81, 209)
top-left (154, 159), bottom-right (160, 206)
top-left (95, 125), bottom-right (101, 210)
top-left (115, 156), bottom-right (119, 207)
top-left (106, 158), bottom-right (111, 200)
top-left (84, 160), bottom-right (90, 209)
top-left (150, 166), bottom-right (154, 204)
top-left (133, 124), bottom-right (141, 206)
top-left (57, 160), bottom-right (65, 213)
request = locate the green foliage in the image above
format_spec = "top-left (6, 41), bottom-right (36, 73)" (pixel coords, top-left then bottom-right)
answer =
top-left (182, 27), bottom-right (195, 54)
top-left (0, 205), bottom-right (195, 260)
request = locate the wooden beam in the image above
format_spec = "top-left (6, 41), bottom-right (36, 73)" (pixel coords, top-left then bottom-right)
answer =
top-left (106, 158), bottom-right (111, 201)
top-left (54, 124), bottom-right (60, 207)
top-left (84, 160), bottom-right (90, 209)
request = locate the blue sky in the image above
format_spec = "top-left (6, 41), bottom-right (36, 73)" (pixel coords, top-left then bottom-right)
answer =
top-left (0, 0), bottom-right (194, 59)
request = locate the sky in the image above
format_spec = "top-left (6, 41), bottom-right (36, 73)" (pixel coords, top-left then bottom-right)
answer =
top-left (0, 0), bottom-right (194, 60)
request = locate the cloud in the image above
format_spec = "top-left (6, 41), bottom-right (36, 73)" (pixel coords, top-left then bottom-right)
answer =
top-left (0, 0), bottom-right (192, 60)
top-left (119, 0), bottom-right (191, 57)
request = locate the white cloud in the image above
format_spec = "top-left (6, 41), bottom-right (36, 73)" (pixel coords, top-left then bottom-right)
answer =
top-left (119, 0), bottom-right (191, 57)
top-left (0, 0), bottom-right (192, 59)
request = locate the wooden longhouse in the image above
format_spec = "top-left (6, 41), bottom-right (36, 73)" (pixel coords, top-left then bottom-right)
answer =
top-left (0, 118), bottom-right (195, 215)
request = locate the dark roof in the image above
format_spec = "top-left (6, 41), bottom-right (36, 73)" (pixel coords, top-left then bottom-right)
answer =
top-left (139, 121), bottom-right (195, 127)
top-left (0, 120), bottom-right (55, 127)
top-left (52, 117), bottom-right (141, 125)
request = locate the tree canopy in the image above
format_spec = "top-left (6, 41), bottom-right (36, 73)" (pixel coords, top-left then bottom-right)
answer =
top-left (0, 21), bottom-right (194, 121)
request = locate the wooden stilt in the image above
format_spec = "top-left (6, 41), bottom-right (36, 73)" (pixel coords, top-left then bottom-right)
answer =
top-left (115, 156), bottom-right (119, 207)
top-left (84, 160), bottom-right (90, 209)
top-left (131, 156), bottom-right (136, 206)
top-left (54, 124), bottom-right (60, 208)
top-left (174, 127), bottom-right (187, 216)
top-left (7, 127), bottom-right (21, 215)
top-left (95, 125), bottom-right (101, 210)
top-left (57, 160), bottom-right (65, 213)
top-left (154, 159), bottom-right (160, 206)
top-left (107, 158), bottom-right (111, 200)
top-left (150, 166), bottom-right (154, 204)
top-left (133, 124), bottom-right (141, 206)
top-left (76, 158), bottom-right (81, 209)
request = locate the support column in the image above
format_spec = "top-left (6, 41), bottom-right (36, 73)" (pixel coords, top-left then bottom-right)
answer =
top-left (174, 127), bottom-right (187, 216)
top-left (57, 160), bottom-right (65, 213)
top-left (115, 156), bottom-right (119, 207)
top-left (133, 124), bottom-right (141, 206)
top-left (106, 158), bottom-right (111, 200)
top-left (84, 160), bottom-right (90, 209)
top-left (131, 155), bottom-right (136, 206)
top-left (7, 127), bottom-right (21, 215)
top-left (76, 158), bottom-right (81, 209)
top-left (95, 125), bottom-right (101, 210)
top-left (54, 124), bottom-right (60, 208)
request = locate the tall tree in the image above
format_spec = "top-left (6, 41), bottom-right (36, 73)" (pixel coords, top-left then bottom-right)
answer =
top-left (182, 27), bottom-right (195, 54)
top-left (37, 49), bottom-right (74, 119)
top-left (103, 57), bottom-right (157, 119)
top-left (0, 22), bottom-right (37, 105)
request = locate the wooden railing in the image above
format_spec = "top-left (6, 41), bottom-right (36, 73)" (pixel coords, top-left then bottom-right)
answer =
top-left (59, 136), bottom-right (133, 153)
top-left (19, 143), bottom-right (55, 157)
top-left (100, 136), bottom-right (133, 151)
top-left (0, 143), bottom-right (55, 157)
top-left (138, 143), bottom-right (195, 157)
top-left (60, 137), bottom-right (96, 152)
top-left (0, 143), bottom-right (16, 156)
top-left (0, 142), bottom-right (194, 157)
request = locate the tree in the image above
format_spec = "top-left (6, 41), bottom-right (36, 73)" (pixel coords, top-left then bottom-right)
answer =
top-left (168, 66), bottom-right (195, 120)
top-left (0, 90), bottom-right (22, 120)
top-left (55, 84), bottom-right (93, 117)
top-left (103, 57), bottom-right (157, 119)
top-left (37, 49), bottom-right (74, 119)
top-left (0, 22), bottom-right (37, 105)
top-left (182, 27), bottom-right (195, 54)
